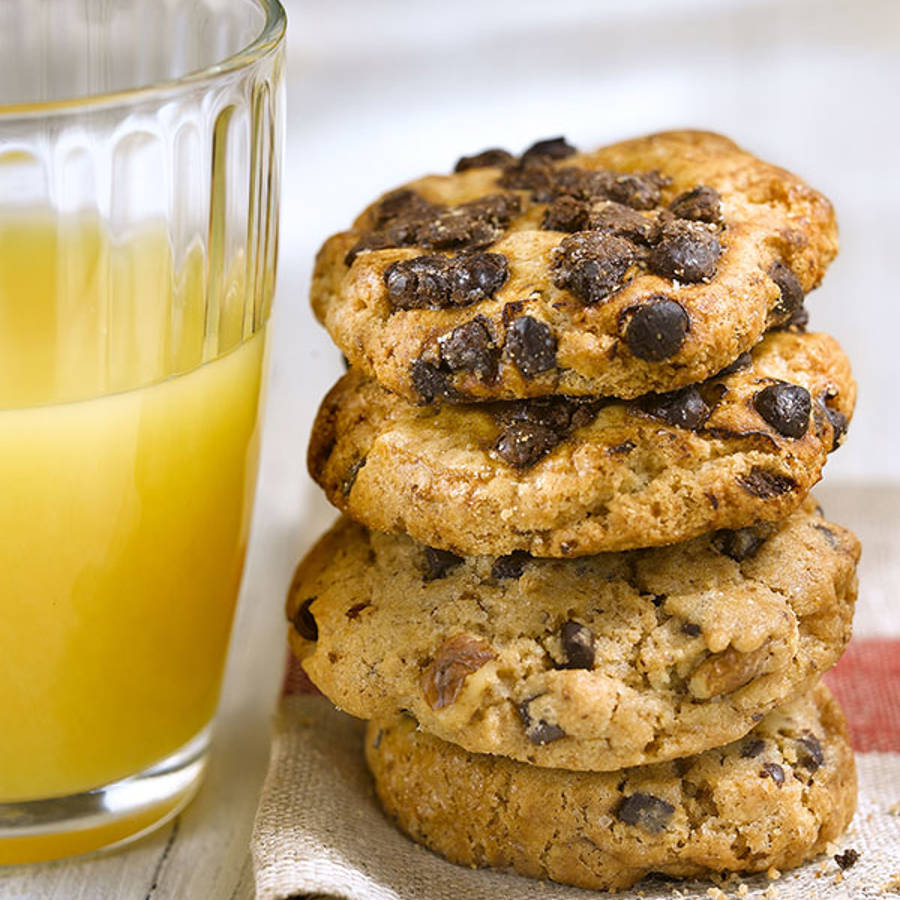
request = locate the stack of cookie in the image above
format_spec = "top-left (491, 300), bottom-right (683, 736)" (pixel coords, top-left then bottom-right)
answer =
top-left (287, 131), bottom-right (861, 892)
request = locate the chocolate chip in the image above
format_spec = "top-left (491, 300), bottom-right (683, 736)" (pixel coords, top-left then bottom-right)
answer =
top-left (760, 762), bottom-right (785, 786)
top-left (769, 261), bottom-right (805, 320)
top-left (518, 698), bottom-right (566, 745)
top-left (371, 189), bottom-right (437, 230)
top-left (680, 622), bottom-right (701, 637)
top-left (552, 232), bottom-right (636, 304)
top-left (560, 621), bottom-right (595, 669)
top-left (589, 202), bottom-right (657, 244)
top-left (823, 404), bottom-right (848, 451)
top-left (609, 439), bottom-right (636, 454)
top-left (623, 298), bottom-right (689, 361)
top-left (669, 185), bottom-right (722, 224)
top-left (423, 547), bottom-right (464, 581)
top-left (542, 195), bottom-right (590, 232)
top-left (410, 358), bottom-right (459, 403)
top-left (292, 598), bottom-right (317, 641)
top-left (740, 738), bottom-right (765, 758)
top-left (372, 728), bottom-right (384, 749)
top-left (834, 849), bottom-right (859, 871)
top-left (797, 733), bottom-right (825, 772)
top-left (649, 220), bottom-right (721, 282)
top-left (345, 602), bottom-right (371, 620)
top-left (495, 422), bottom-right (559, 467)
top-left (385, 256), bottom-right (451, 310)
top-left (421, 635), bottom-right (494, 709)
top-left (615, 793), bottom-right (675, 833)
top-left (491, 550), bottom-right (531, 580)
top-left (341, 457), bottom-right (366, 496)
top-left (439, 317), bottom-right (498, 380)
top-left (607, 171), bottom-right (667, 210)
top-left (448, 252), bottom-right (509, 306)
top-left (522, 136), bottom-right (577, 162)
top-left (713, 527), bottom-right (765, 561)
top-left (738, 467), bottom-right (797, 498)
top-left (753, 384), bottom-right (811, 438)
top-left (813, 523), bottom-right (838, 547)
top-left (498, 158), bottom-right (557, 199)
top-left (636, 386), bottom-right (711, 429)
top-left (454, 148), bottom-right (515, 172)
top-left (716, 351), bottom-right (753, 378)
top-left (505, 316), bottom-right (557, 378)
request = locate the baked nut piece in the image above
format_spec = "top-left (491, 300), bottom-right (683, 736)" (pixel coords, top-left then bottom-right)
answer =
top-left (288, 501), bottom-right (858, 771)
top-left (365, 684), bottom-right (856, 892)
top-left (309, 330), bottom-right (854, 557)
top-left (312, 130), bottom-right (837, 403)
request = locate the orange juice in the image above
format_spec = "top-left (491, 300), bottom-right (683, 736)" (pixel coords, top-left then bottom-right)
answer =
top-left (0, 219), bottom-right (266, 804)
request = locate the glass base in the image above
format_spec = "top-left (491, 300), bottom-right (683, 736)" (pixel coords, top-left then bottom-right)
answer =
top-left (0, 728), bottom-right (209, 865)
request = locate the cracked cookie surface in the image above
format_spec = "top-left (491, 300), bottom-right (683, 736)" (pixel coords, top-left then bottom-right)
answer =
top-left (287, 501), bottom-right (858, 771)
top-left (308, 330), bottom-right (854, 557)
top-left (365, 684), bottom-right (856, 892)
top-left (311, 130), bottom-right (837, 403)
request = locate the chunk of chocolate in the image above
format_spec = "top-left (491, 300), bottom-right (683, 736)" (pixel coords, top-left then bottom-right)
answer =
top-left (797, 733), bottom-right (825, 772)
top-left (341, 457), bottom-right (366, 496)
top-left (292, 597), bottom-right (318, 641)
top-left (753, 383), bottom-right (811, 438)
top-left (423, 547), bottom-right (464, 581)
top-left (716, 351), bottom-right (753, 378)
top-left (713, 527), bottom-right (765, 562)
top-left (636, 385), bottom-right (710, 430)
top-left (491, 550), bottom-right (531, 580)
top-left (607, 171), bottom-right (667, 210)
top-left (410, 359), bottom-right (459, 403)
top-left (589, 202), bottom-right (657, 244)
top-left (623, 298), bottom-right (689, 361)
top-left (518, 698), bottom-right (566, 745)
top-left (449, 252), bottom-right (508, 305)
top-left (384, 256), bottom-right (452, 310)
top-left (542, 195), bottom-right (590, 232)
top-left (681, 622), bottom-right (701, 637)
top-left (370, 188), bottom-right (437, 230)
top-left (738, 467), bottom-right (796, 498)
top-left (649, 220), bottom-right (721, 282)
top-left (521, 136), bottom-right (577, 162)
top-left (760, 762), bottom-right (785, 786)
top-left (553, 231), bottom-right (636, 305)
top-left (495, 422), bottom-right (559, 468)
top-left (454, 147), bottom-right (514, 172)
top-left (740, 738), bottom-right (765, 758)
top-left (823, 403), bottom-right (848, 451)
top-left (560, 621), bottom-right (595, 669)
top-left (505, 316), bottom-right (557, 378)
top-left (769, 261), bottom-right (805, 320)
top-left (834, 849), bottom-right (859, 871)
top-left (421, 635), bottom-right (494, 709)
top-left (439, 317), bottom-right (498, 380)
top-left (615, 793), bottom-right (675, 833)
top-left (669, 185), bottom-right (722, 224)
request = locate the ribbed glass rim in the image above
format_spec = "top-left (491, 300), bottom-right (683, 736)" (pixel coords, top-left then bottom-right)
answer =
top-left (0, 0), bottom-right (286, 120)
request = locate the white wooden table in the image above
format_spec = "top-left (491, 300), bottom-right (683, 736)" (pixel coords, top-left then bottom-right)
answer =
top-left (2, 0), bottom-right (898, 894)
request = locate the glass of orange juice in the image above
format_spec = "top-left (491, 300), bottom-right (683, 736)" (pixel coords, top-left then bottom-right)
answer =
top-left (0, 0), bottom-right (285, 863)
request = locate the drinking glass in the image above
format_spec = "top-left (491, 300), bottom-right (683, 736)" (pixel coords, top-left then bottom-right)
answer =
top-left (0, 0), bottom-right (285, 863)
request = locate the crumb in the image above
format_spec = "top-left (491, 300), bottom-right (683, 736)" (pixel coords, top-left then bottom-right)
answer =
top-left (884, 873), bottom-right (900, 892)
top-left (764, 886), bottom-right (778, 899)
top-left (737, 883), bottom-right (749, 897)
top-left (889, 801), bottom-right (900, 816)
top-left (834, 848), bottom-right (859, 870)
top-left (833, 870), bottom-right (844, 885)
top-left (706, 888), bottom-right (726, 899)
top-left (766, 866), bottom-right (781, 880)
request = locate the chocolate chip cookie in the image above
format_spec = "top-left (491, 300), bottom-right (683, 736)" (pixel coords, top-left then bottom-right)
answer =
top-left (312, 130), bottom-right (837, 403)
top-left (308, 330), bottom-right (854, 557)
top-left (365, 684), bottom-right (856, 892)
top-left (288, 500), bottom-right (858, 771)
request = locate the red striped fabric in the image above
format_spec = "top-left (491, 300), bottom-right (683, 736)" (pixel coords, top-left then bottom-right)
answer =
top-left (283, 638), bottom-right (900, 753)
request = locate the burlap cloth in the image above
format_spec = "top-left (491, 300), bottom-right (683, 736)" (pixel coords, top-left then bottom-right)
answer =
top-left (251, 639), bottom-right (900, 900)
